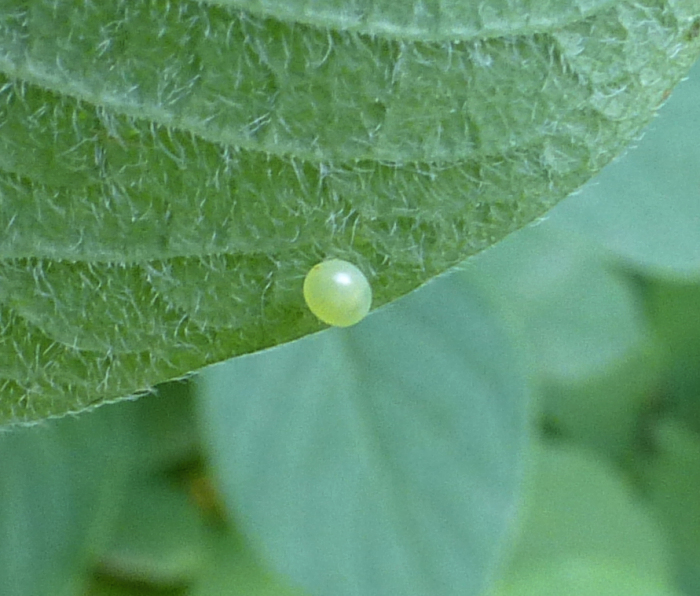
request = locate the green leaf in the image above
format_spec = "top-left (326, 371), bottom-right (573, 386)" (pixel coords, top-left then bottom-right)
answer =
top-left (86, 580), bottom-right (183, 596)
top-left (3, 1), bottom-right (694, 164)
top-left (644, 279), bottom-right (700, 435)
top-left (638, 417), bottom-right (700, 593)
top-left (467, 225), bottom-right (650, 384)
top-left (0, 403), bottom-right (135, 596)
top-left (500, 442), bottom-right (671, 582)
top-left (197, 271), bottom-right (528, 596)
top-left (491, 557), bottom-right (683, 596)
top-left (127, 381), bottom-right (200, 473)
top-left (551, 58), bottom-right (700, 278)
top-left (1, 0), bottom-right (699, 423)
top-left (466, 224), bottom-right (660, 459)
top-left (96, 480), bottom-right (206, 586)
top-left (198, 0), bottom-right (618, 41)
top-left (191, 527), bottom-right (306, 596)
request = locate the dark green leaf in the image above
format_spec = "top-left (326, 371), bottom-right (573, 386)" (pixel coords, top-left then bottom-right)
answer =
top-left (128, 381), bottom-right (200, 473)
top-left (96, 480), bottom-right (206, 586)
top-left (191, 527), bottom-right (306, 596)
top-left (637, 417), bottom-right (700, 594)
top-left (645, 279), bottom-right (700, 435)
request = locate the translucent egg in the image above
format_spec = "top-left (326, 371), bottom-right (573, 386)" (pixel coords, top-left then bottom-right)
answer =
top-left (303, 259), bottom-right (372, 327)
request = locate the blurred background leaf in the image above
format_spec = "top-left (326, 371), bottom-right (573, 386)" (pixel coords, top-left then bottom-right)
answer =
top-left (500, 441), bottom-right (671, 579)
top-left (0, 402), bottom-right (135, 596)
top-left (464, 222), bottom-right (659, 461)
top-left (197, 272), bottom-right (529, 596)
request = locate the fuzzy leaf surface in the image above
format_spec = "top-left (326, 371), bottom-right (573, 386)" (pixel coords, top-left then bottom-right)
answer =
top-left (199, 0), bottom-right (617, 41)
top-left (0, 0), bottom-right (699, 423)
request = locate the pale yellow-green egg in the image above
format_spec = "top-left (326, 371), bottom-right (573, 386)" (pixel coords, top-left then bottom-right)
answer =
top-left (303, 259), bottom-right (372, 327)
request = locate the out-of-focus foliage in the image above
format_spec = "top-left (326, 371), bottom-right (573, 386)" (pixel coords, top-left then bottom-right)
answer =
top-left (492, 557), bottom-right (683, 596)
top-left (467, 224), bottom-right (659, 460)
top-left (637, 418), bottom-right (700, 594)
top-left (198, 273), bottom-right (528, 596)
top-left (501, 442), bottom-right (670, 579)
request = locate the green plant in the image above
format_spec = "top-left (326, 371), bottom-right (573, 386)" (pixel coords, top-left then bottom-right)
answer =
top-left (2, 2), bottom-right (700, 596)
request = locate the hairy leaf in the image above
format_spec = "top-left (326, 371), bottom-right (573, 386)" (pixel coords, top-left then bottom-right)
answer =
top-left (0, 0), bottom-right (699, 423)
top-left (197, 0), bottom-right (618, 41)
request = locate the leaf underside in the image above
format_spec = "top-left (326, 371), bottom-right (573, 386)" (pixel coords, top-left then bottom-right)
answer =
top-left (0, 0), bottom-right (699, 424)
